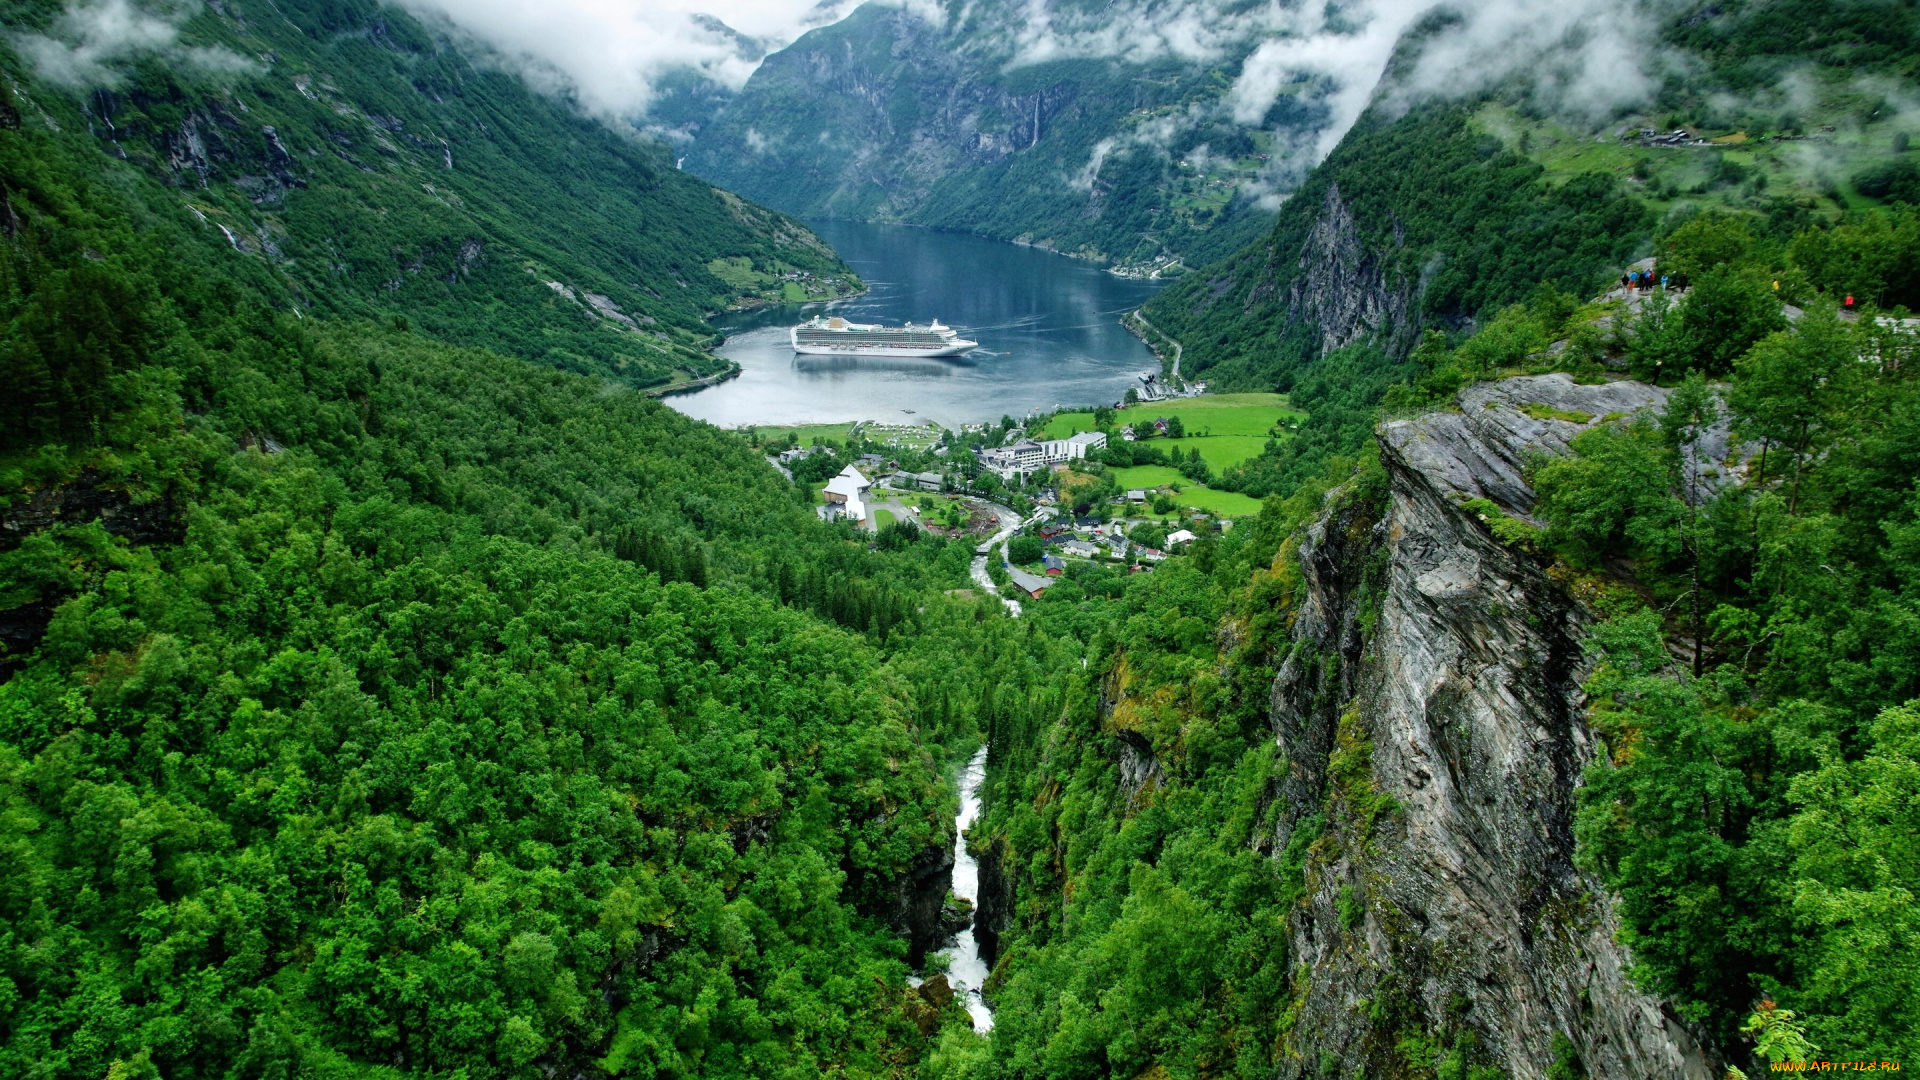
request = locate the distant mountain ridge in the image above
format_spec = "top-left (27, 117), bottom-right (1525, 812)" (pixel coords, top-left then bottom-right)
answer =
top-left (676, 0), bottom-right (1322, 276)
top-left (13, 0), bottom-right (861, 388)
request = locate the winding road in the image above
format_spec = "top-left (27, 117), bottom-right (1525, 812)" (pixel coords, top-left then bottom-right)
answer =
top-left (1130, 308), bottom-right (1183, 387)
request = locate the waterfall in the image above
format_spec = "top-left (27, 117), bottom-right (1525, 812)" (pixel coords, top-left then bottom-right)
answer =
top-left (941, 746), bottom-right (994, 1031)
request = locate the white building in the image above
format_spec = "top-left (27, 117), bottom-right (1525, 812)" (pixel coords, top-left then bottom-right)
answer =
top-left (1041, 430), bottom-right (1108, 464)
top-left (823, 465), bottom-right (872, 523)
top-left (1166, 528), bottom-right (1197, 547)
top-left (979, 439), bottom-right (1047, 480)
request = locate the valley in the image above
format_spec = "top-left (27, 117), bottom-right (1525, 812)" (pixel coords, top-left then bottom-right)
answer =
top-left (669, 0), bottom-right (1300, 277)
top-left (0, 1), bottom-right (1916, 1079)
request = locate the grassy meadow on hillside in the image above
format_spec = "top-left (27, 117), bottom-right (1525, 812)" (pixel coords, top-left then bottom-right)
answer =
top-left (1041, 393), bottom-right (1301, 439)
top-left (1108, 466), bottom-right (1265, 517)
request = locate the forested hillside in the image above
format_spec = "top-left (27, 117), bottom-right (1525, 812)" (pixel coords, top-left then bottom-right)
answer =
top-left (679, 0), bottom-right (1289, 277)
top-left (1141, 0), bottom-right (1920, 503)
top-left (950, 205), bottom-right (1920, 1080)
top-left (0, 5), bottom-right (1029, 1076)
top-left (0, 0), bottom-right (859, 389)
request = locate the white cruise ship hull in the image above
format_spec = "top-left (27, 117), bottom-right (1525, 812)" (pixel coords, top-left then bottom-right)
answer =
top-left (791, 337), bottom-right (979, 358)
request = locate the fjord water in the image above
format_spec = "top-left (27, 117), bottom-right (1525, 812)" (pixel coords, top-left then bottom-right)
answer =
top-left (669, 220), bottom-right (1166, 430)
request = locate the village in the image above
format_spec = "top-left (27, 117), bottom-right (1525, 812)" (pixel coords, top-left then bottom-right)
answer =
top-left (754, 393), bottom-right (1298, 604)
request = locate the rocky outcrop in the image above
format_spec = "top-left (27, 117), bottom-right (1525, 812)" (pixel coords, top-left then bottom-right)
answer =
top-left (881, 838), bottom-right (958, 968)
top-left (1388, 374), bottom-right (1739, 518)
top-left (1283, 184), bottom-right (1413, 357)
top-left (973, 834), bottom-right (1017, 971)
top-left (0, 470), bottom-right (186, 677)
top-left (0, 469), bottom-right (184, 554)
top-left (1267, 375), bottom-right (1718, 1080)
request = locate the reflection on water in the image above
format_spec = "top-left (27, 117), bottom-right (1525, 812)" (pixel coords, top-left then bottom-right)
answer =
top-left (667, 221), bottom-right (1165, 430)
top-left (790, 352), bottom-right (972, 377)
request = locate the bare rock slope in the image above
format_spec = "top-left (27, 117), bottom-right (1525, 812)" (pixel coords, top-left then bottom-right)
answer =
top-left (1268, 374), bottom-right (1718, 1079)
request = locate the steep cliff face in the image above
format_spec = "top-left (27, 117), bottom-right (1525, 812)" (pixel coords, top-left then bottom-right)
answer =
top-left (1269, 374), bottom-right (1718, 1079)
top-left (682, 2), bottom-right (1292, 273)
top-left (1280, 184), bottom-right (1413, 357)
top-left (1140, 104), bottom-right (1651, 392)
top-left (882, 836), bottom-right (959, 968)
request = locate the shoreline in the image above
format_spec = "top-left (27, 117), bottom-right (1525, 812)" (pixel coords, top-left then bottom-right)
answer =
top-left (646, 360), bottom-right (743, 398)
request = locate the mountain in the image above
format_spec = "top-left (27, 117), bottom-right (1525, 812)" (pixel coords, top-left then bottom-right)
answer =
top-left (4, 0), bottom-right (1919, 1077)
top-left (675, 0), bottom-right (1307, 276)
top-left (9, 0), bottom-right (860, 389)
top-left (1137, 0), bottom-right (1920, 497)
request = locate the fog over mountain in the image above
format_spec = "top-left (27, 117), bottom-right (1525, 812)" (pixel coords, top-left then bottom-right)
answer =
top-left (407, 0), bottom-right (1678, 272)
top-left (395, 0), bottom-right (862, 114)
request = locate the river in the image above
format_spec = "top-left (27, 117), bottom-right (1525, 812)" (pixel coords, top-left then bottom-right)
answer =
top-left (944, 747), bottom-right (994, 1031)
top-left (667, 220), bottom-right (1166, 430)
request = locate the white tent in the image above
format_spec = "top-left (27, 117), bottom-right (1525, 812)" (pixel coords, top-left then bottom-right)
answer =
top-left (823, 466), bottom-right (872, 522)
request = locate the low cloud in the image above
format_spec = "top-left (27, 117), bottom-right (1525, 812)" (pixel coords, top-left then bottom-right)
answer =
top-left (1007, 0), bottom-right (1679, 208)
top-left (1003, 0), bottom-right (1302, 67)
top-left (402, 0), bottom-right (863, 116)
top-left (1387, 0), bottom-right (1681, 120)
top-left (1232, 0), bottom-right (1681, 169)
top-left (407, 0), bottom-right (1681, 210)
top-left (17, 0), bottom-right (260, 88)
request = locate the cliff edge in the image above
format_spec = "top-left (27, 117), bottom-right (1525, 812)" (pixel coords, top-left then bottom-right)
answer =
top-left (1269, 374), bottom-right (1718, 1079)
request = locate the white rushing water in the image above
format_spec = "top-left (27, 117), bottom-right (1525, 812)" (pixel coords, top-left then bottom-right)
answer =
top-left (942, 747), bottom-right (994, 1031)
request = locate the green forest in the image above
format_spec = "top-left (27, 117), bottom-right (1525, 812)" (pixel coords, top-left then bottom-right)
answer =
top-left (3, 0), bottom-right (1919, 1076)
top-left (0, 4), bottom-right (1003, 1077)
top-left (0, 0), bottom-right (860, 391)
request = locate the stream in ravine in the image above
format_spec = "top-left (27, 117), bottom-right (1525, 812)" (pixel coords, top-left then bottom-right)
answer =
top-left (943, 747), bottom-right (994, 1031)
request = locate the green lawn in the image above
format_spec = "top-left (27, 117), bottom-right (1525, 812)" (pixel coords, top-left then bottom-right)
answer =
top-left (1111, 465), bottom-right (1186, 489)
top-left (1038, 412), bottom-right (1101, 439)
top-left (752, 422), bottom-right (859, 447)
top-left (1042, 392), bottom-right (1302, 441)
top-left (1175, 487), bottom-right (1264, 517)
top-left (1123, 393), bottom-right (1303, 436)
top-left (1108, 464), bottom-right (1266, 518)
top-left (874, 508), bottom-right (896, 530)
top-left (1160, 435), bottom-right (1272, 472)
top-left (1045, 394), bottom-right (1300, 474)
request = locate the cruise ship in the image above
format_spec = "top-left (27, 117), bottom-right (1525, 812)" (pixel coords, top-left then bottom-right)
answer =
top-left (790, 315), bottom-right (979, 357)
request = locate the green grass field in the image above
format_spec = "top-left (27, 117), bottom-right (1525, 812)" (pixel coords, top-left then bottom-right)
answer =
top-left (1174, 487), bottom-right (1264, 517)
top-left (874, 508), bottom-right (896, 530)
top-left (755, 422), bottom-right (859, 447)
top-left (1111, 465), bottom-right (1186, 488)
top-left (1109, 465), bottom-right (1266, 518)
top-left (750, 421), bottom-right (943, 450)
top-left (1041, 393), bottom-right (1302, 439)
top-left (1160, 435), bottom-right (1272, 472)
